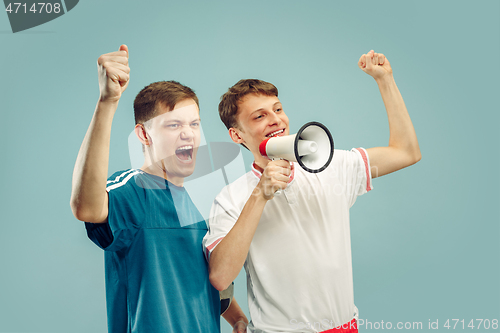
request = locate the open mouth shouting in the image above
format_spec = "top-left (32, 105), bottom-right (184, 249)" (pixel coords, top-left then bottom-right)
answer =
top-left (266, 128), bottom-right (285, 138)
top-left (175, 145), bottom-right (194, 162)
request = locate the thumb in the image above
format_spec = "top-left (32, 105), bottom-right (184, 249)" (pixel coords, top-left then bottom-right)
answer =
top-left (119, 44), bottom-right (129, 57)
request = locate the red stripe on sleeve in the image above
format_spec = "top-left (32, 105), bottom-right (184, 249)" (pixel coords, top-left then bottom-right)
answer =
top-left (206, 237), bottom-right (224, 260)
top-left (355, 148), bottom-right (372, 192)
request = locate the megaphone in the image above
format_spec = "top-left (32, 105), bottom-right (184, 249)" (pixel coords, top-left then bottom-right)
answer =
top-left (259, 121), bottom-right (334, 173)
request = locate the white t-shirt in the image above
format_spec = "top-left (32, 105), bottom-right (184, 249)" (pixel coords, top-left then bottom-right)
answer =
top-left (203, 148), bottom-right (373, 333)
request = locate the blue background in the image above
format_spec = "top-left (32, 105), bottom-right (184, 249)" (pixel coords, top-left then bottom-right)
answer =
top-left (1, 1), bottom-right (499, 332)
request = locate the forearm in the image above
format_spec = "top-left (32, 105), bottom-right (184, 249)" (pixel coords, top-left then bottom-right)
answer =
top-left (209, 190), bottom-right (267, 290)
top-left (376, 75), bottom-right (420, 159)
top-left (222, 298), bottom-right (248, 328)
top-left (70, 99), bottom-right (118, 222)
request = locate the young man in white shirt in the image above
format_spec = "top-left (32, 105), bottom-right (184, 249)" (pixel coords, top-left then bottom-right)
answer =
top-left (203, 50), bottom-right (421, 333)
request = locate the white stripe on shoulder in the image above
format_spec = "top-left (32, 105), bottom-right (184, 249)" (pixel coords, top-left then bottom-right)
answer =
top-left (106, 170), bottom-right (144, 192)
top-left (107, 169), bottom-right (137, 184)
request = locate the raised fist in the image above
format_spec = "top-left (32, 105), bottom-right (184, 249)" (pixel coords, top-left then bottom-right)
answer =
top-left (358, 50), bottom-right (392, 80)
top-left (97, 44), bottom-right (130, 102)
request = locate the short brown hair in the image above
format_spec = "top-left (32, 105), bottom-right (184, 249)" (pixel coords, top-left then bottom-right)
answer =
top-left (134, 81), bottom-right (199, 125)
top-left (219, 79), bottom-right (278, 130)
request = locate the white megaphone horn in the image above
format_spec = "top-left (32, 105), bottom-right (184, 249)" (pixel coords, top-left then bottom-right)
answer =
top-left (259, 121), bottom-right (334, 173)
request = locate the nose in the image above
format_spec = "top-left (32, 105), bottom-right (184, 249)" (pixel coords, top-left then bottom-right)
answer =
top-left (180, 125), bottom-right (195, 140)
top-left (269, 111), bottom-right (282, 127)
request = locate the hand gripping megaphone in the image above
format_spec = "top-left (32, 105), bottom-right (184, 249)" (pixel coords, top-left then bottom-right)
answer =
top-left (259, 121), bottom-right (334, 173)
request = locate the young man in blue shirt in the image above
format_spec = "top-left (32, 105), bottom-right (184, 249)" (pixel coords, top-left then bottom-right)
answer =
top-left (70, 45), bottom-right (247, 333)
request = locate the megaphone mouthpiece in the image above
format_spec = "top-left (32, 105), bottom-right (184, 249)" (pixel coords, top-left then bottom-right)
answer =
top-left (297, 140), bottom-right (318, 156)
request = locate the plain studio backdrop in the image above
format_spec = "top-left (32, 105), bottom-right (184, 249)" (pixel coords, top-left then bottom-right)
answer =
top-left (1, 1), bottom-right (498, 332)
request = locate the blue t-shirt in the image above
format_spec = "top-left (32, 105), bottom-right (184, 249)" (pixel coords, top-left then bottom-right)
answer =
top-left (85, 169), bottom-right (220, 333)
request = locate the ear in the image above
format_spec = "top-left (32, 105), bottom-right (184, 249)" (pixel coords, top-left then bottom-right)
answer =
top-left (134, 124), bottom-right (150, 146)
top-left (228, 127), bottom-right (244, 145)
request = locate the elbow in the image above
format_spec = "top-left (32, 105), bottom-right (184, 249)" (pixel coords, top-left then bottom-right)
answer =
top-left (209, 269), bottom-right (231, 291)
top-left (71, 203), bottom-right (89, 222)
top-left (414, 152), bottom-right (422, 164)
top-left (70, 198), bottom-right (98, 222)
top-left (411, 149), bottom-right (422, 165)
top-left (402, 145), bottom-right (421, 167)
top-left (70, 197), bottom-right (84, 221)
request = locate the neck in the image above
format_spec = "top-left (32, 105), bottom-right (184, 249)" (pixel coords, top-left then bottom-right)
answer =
top-left (140, 163), bottom-right (184, 187)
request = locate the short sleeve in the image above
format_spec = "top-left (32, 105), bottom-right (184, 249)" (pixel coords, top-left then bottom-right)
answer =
top-left (342, 148), bottom-right (373, 207)
top-left (85, 169), bottom-right (146, 252)
top-left (202, 190), bottom-right (239, 261)
top-left (85, 221), bottom-right (113, 249)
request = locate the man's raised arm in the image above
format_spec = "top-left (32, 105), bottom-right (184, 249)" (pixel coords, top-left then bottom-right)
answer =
top-left (70, 45), bottom-right (130, 223)
top-left (358, 50), bottom-right (421, 178)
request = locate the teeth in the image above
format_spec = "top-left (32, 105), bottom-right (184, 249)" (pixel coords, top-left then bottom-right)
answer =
top-left (176, 145), bottom-right (193, 161)
top-left (267, 129), bottom-right (284, 137)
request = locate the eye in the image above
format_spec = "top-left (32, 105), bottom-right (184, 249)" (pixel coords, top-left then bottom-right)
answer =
top-left (275, 108), bottom-right (282, 113)
top-left (190, 122), bottom-right (200, 127)
top-left (166, 124), bottom-right (179, 128)
top-left (255, 115), bottom-right (263, 120)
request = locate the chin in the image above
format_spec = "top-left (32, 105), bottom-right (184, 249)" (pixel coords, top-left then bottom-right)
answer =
top-left (178, 164), bottom-right (196, 178)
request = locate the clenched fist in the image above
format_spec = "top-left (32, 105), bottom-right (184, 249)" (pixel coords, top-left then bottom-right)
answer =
top-left (358, 50), bottom-right (392, 80)
top-left (97, 44), bottom-right (130, 102)
top-left (256, 159), bottom-right (292, 200)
